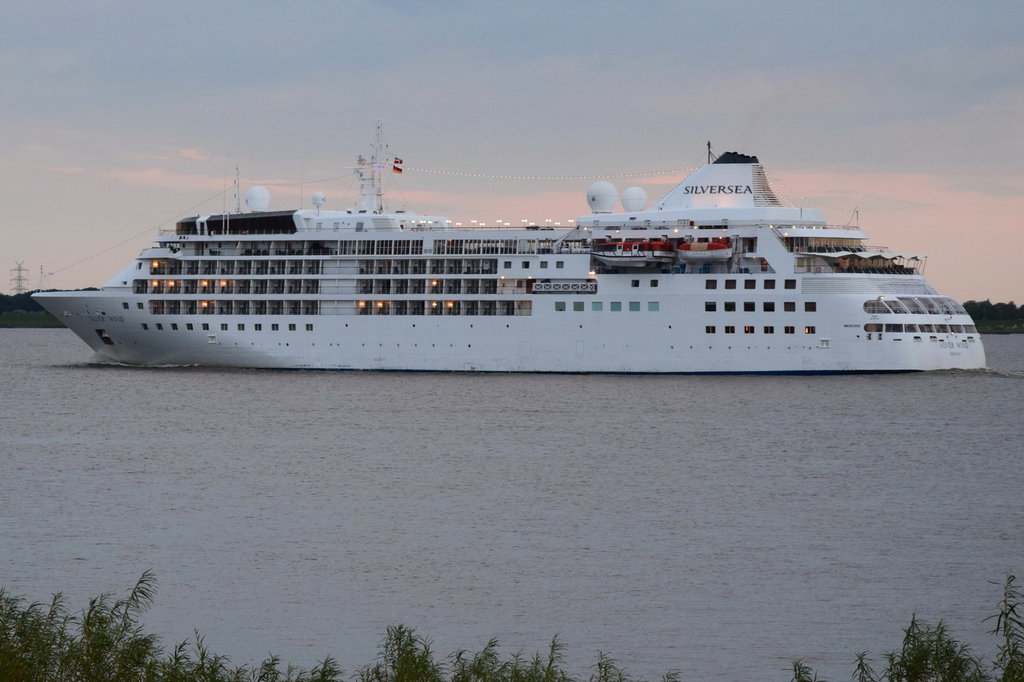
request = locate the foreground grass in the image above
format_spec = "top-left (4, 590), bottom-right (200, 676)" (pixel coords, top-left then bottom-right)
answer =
top-left (2, 572), bottom-right (1021, 681)
top-left (0, 571), bottom-right (676, 682)
top-left (792, 574), bottom-right (1024, 682)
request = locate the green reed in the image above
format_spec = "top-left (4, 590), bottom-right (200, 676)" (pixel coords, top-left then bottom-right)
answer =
top-left (792, 573), bottom-right (1023, 682)
top-left (3, 572), bottom-right (1020, 681)
top-left (0, 574), bottom-right (677, 682)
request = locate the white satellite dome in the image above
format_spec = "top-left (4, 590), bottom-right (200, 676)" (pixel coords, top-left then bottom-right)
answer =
top-left (621, 186), bottom-right (648, 212)
top-left (312, 191), bottom-right (327, 207)
top-left (245, 186), bottom-right (271, 212)
top-left (586, 181), bottom-right (618, 213)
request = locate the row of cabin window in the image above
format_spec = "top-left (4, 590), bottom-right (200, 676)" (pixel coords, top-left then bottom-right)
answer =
top-left (357, 300), bottom-right (523, 315)
top-left (504, 260), bottom-right (566, 269)
top-left (864, 323), bottom-right (977, 334)
top-left (555, 301), bottom-right (660, 312)
top-left (706, 278), bottom-right (796, 290)
top-left (148, 261), bottom-right (326, 276)
top-left (706, 326), bottom-right (816, 335)
top-left (141, 322), bottom-right (313, 332)
top-left (707, 301), bottom-right (817, 312)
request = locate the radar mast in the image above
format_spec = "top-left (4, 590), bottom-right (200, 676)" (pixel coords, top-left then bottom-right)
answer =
top-left (356, 122), bottom-right (387, 214)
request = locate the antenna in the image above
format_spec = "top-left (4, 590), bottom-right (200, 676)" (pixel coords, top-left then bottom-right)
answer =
top-left (10, 261), bottom-right (29, 294)
top-left (707, 141), bottom-right (717, 164)
top-left (357, 122), bottom-right (387, 214)
top-left (37, 266), bottom-right (54, 290)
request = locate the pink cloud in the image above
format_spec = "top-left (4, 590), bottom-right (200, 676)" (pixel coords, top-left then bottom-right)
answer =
top-left (103, 167), bottom-right (225, 192)
top-left (51, 165), bottom-right (88, 175)
top-left (773, 170), bottom-right (1024, 302)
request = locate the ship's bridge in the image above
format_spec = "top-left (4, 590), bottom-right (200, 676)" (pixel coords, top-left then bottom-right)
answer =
top-left (173, 209), bottom-right (452, 237)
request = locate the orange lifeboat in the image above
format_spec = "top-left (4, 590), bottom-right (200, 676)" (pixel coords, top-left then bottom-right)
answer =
top-left (677, 237), bottom-right (733, 261)
top-left (591, 240), bottom-right (677, 268)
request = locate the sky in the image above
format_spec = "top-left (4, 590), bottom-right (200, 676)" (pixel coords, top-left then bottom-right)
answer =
top-left (2, 0), bottom-right (1022, 302)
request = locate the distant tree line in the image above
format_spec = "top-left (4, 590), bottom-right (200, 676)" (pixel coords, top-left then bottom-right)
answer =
top-left (963, 300), bottom-right (1024, 322)
top-left (0, 291), bottom-right (46, 314)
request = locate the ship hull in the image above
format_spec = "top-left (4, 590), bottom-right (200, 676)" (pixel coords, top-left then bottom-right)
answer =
top-left (36, 283), bottom-right (986, 373)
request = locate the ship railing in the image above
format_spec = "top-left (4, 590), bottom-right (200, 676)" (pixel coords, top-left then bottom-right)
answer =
top-left (795, 260), bottom-right (923, 276)
top-left (798, 245), bottom-right (872, 254)
top-left (764, 223), bottom-right (863, 231)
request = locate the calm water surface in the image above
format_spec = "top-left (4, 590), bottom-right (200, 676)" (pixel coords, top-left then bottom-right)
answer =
top-left (1, 329), bottom-right (1022, 680)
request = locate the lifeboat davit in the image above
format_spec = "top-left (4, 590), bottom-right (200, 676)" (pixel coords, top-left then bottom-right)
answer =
top-left (591, 240), bottom-right (677, 268)
top-left (677, 237), bottom-right (733, 261)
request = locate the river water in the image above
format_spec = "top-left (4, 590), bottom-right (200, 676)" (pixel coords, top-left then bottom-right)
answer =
top-left (1, 329), bottom-right (1022, 680)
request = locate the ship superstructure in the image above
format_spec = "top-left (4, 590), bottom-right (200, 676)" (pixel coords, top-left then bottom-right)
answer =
top-left (34, 145), bottom-right (985, 372)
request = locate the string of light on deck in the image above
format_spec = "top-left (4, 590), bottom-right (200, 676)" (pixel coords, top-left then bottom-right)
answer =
top-left (254, 166), bottom-right (698, 186)
top-left (400, 166), bottom-right (696, 180)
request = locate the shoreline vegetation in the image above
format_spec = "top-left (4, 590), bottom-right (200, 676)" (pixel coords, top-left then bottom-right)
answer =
top-left (2, 292), bottom-right (1022, 333)
top-left (0, 573), bottom-right (1021, 681)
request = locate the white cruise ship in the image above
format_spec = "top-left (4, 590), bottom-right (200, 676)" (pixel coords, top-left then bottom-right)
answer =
top-left (34, 140), bottom-right (986, 373)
